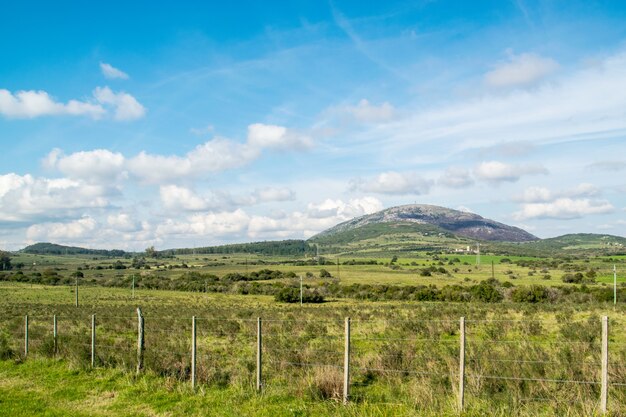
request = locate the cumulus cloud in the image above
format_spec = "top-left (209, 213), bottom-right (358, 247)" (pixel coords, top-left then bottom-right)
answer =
top-left (248, 197), bottom-right (383, 239)
top-left (156, 209), bottom-right (250, 238)
top-left (474, 161), bottom-right (548, 183)
top-left (100, 62), bottom-right (129, 80)
top-left (152, 197), bottom-right (383, 242)
top-left (0, 89), bottom-right (105, 119)
top-left (106, 213), bottom-right (140, 232)
top-left (512, 198), bottom-right (614, 220)
top-left (484, 52), bottom-right (559, 88)
top-left (48, 123), bottom-right (310, 184)
top-left (438, 167), bottom-right (474, 188)
top-left (516, 183), bottom-right (601, 203)
top-left (93, 86), bottom-right (145, 121)
top-left (247, 123), bottom-right (312, 150)
top-left (129, 138), bottom-right (260, 183)
top-left (27, 216), bottom-right (98, 240)
top-left (0, 87), bottom-right (145, 121)
top-left (0, 173), bottom-right (113, 222)
top-left (44, 148), bottom-right (126, 182)
top-left (351, 171), bottom-right (433, 195)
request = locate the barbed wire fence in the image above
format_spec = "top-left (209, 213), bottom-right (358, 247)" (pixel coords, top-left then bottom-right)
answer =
top-left (2, 312), bottom-right (625, 413)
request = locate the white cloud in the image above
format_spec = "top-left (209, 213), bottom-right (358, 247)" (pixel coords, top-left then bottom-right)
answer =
top-left (516, 183), bottom-right (601, 203)
top-left (351, 171), bottom-right (433, 195)
top-left (438, 167), bottom-right (474, 188)
top-left (156, 209), bottom-right (250, 237)
top-left (513, 198), bottom-right (614, 220)
top-left (106, 213), bottom-right (140, 232)
top-left (248, 197), bottom-right (383, 239)
top-left (44, 148), bottom-right (126, 182)
top-left (128, 138), bottom-right (260, 183)
top-left (159, 185), bottom-right (216, 211)
top-left (100, 62), bottom-right (129, 80)
top-left (93, 86), bottom-right (145, 121)
top-left (484, 52), bottom-right (559, 88)
top-left (247, 123), bottom-right (312, 150)
top-left (474, 161), bottom-right (547, 183)
top-left (0, 89), bottom-right (105, 119)
top-left (27, 216), bottom-right (98, 240)
top-left (46, 123), bottom-right (310, 184)
top-left (253, 187), bottom-right (295, 203)
top-left (0, 173), bottom-right (112, 222)
top-left (159, 185), bottom-right (296, 212)
top-left (344, 99), bottom-right (395, 123)
top-left (0, 87), bottom-right (145, 121)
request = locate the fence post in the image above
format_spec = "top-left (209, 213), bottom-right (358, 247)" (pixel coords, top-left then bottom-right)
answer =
top-left (53, 315), bottom-right (58, 354)
top-left (75, 276), bottom-right (79, 307)
top-left (24, 315), bottom-right (29, 357)
top-left (256, 317), bottom-right (262, 392)
top-left (601, 316), bottom-right (608, 414)
top-left (136, 308), bottom-right (144, 374)
top-left (191, 316), bottom-right (197, 390)
top-left (459, 316), bottom-right (466, 412)
top-left (343, 317), bottom-right (351, 405)
top-left (91, 314), bottom-right (96, 368)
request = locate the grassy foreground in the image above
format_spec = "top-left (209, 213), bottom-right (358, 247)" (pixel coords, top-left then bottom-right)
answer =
top-left (0, 358), bottom-right (614, 417)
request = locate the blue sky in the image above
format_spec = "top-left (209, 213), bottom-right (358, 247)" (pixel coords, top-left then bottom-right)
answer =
top-left (1, 0), bottom-right (626, 250)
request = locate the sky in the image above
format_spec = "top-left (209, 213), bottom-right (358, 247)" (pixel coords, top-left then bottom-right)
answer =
top-left (1, 0), bottom-right (626, 251)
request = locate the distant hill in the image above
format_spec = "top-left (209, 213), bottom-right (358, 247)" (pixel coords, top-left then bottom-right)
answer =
top-left (21, 242), bottom-right (129, 257)
top-left (310, 204), bottom-right (538, 244)
top-left (524, 233), bottom-right (626, 253)
top-left (164, 240), bottom-right (315, 256)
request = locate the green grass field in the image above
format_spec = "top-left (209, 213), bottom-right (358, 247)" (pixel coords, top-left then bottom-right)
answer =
top-left (2, 249), bottom-right (626, 415)
top-left (1, 281), bottom-right (626, 416)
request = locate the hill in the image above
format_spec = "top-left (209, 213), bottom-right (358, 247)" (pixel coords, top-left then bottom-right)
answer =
top-left (21, 242), bottom-right (129, 257)
top-left (310, 204), bottom-right (538, 244)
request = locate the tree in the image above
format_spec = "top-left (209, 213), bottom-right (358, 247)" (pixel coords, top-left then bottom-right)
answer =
top-left (319, 269), bottom-right (332, 278)
top-left (0, 251), bottom-right (11, 271)
top-left (145, 246), bottom-right (158, 258)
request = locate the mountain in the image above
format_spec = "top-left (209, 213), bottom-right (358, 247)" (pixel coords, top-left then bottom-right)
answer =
top-left (310, 204), bottom-right (538, 244)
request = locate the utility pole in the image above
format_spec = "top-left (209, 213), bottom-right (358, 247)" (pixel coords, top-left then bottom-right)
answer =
top-left (132, 275), bottom-right (135, 299)
top-left (475, 243), bottom-right (480, 266)
top-left (300, 275), bottom-right (303, 306)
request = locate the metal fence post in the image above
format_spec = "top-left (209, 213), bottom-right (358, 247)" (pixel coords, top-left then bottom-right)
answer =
top-left (343, 317), bottom-right (351, 405)
top-left (459, 316), bottom-right (466, 412)
top-left (601, 316), bottom-right (608, 414)
top-left (256, 317), bottom-right (262, 392)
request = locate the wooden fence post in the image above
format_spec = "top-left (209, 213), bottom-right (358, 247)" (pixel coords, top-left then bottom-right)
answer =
top-left (343, 317), bottom-right (351, 405)
top-left (24, 315), bottom-right (29, 357)
top-left (601, 315), bottom-right (608, 414)
top-left (256, 317), bottom-right (262, 392)
top-left (459, 316), bottom-right (466, 412)
top-left (91, 314), bottom-right (96, 368)
top-left (136, 308), bottom-right (144, 374)
top-left (191, 316), bottom-right (197, 390)
top-left (53, 315), bottom-right (58, 354)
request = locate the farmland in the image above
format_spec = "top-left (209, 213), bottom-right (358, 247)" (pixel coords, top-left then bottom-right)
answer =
top-left (1, 247), bottom-right (626, 416)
